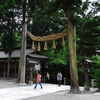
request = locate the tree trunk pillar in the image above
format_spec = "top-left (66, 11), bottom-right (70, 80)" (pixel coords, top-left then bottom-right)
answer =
top-left (67, 3), bottom-right (81, 93)
top-left (19, 23), bottom-right (27, 85)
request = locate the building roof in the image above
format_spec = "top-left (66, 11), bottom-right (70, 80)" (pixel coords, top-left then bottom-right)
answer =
top-left (26, 59), bottom-right (39, 64)
top-left (27, 54), bottom-right (49, 61)
top-left (0, 49), bottom-right (35, 59)
top-left (95, 50), bottom-right (100, 54)
top-left (0, 47), bottom-right (49, 61)
top-left (78, 57), bottom-right (96, 64)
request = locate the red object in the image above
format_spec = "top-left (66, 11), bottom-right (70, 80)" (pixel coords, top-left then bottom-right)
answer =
top-left (36, 73), bottom-right (41, 82)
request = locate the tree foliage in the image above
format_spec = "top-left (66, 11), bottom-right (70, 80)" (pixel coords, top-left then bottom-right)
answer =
top-left (0, 0), bottom-right (100, 91)
top-left (1, 33), bottom-right (18, 54)
top-left (42, 43), bottom-right (68, 65)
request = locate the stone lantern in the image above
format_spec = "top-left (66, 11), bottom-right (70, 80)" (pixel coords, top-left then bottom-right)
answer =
top-left (78, 57), bottom-right (96, 91)
top-left (27, 59), bottom-right (39, 85)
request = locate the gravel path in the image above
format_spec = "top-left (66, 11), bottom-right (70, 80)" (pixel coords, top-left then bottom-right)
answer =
top-left (0, 77), bottom-right (100, 100)
top-left (26, 91), bottom-right (100, 100)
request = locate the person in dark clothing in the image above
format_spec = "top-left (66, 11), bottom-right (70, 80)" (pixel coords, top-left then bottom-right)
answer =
top-left (57, 72), bottom-right (62, 86)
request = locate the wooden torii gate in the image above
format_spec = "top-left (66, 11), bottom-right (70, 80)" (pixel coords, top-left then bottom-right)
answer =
top-left (19, 23), bottom-right (67, 85)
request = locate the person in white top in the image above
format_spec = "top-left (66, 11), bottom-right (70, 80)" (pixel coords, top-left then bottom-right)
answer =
top-left (46, 72), bottom-right (50, 83)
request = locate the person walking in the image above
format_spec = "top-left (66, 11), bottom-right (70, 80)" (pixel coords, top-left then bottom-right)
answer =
top-left (46, 72), bottom-right (50, 83)
top-left (34, 71), bottom-right (43, 89)
top-left (57, 72), bottom-right (62, 86)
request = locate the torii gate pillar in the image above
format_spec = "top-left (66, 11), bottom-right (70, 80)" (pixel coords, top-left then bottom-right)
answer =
top-left (19, 23), bottom-right (27, 85)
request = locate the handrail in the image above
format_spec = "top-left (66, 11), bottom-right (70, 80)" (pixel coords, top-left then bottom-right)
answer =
top-left (42, 76), bottom-right (70, 85)
top-left (63, 77), bottom-right (70, 85)
top-left (42, 76), bottom-right (56, 84)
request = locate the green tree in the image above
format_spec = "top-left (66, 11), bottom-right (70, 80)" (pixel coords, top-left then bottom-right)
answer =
top-left (0, 0), bottom-right (100, 91)
top-left (64, 0), bottom-right (100, 93)
top-left (75, 0), bottom-right (100, 57)
top-left (42, 43), bottom-right (68, 65)
top-left (90, 54), bottom-right (100, 90)
top-left (0, 0), bottom-right (11, 13)
top-left (1, 33), bottom-right (18, 79)
top-left (0, 0), bottom-right (21, 79)
top-left (53, 0), bottom-right (82, 93)
top-left (77, 14), bottom-right (100, 57)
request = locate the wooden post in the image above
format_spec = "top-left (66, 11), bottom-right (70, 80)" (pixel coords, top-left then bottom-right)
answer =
top-left (29, 65), bottom-right (33, 85)
top-left (19, 23), bottom-right (27, 85)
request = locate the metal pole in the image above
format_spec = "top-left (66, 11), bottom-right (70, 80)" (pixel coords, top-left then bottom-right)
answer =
top-left (19, 23), bottom-right (27, 85)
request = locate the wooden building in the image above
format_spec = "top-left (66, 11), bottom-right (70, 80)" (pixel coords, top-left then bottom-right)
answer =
top-left (0, 47), bottom-right (49, 78)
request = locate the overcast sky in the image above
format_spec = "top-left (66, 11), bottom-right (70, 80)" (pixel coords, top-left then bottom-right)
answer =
top-left (82, 0), bottom-right (100, 3)
top-left (82, 0), bottom-right (100, 15)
